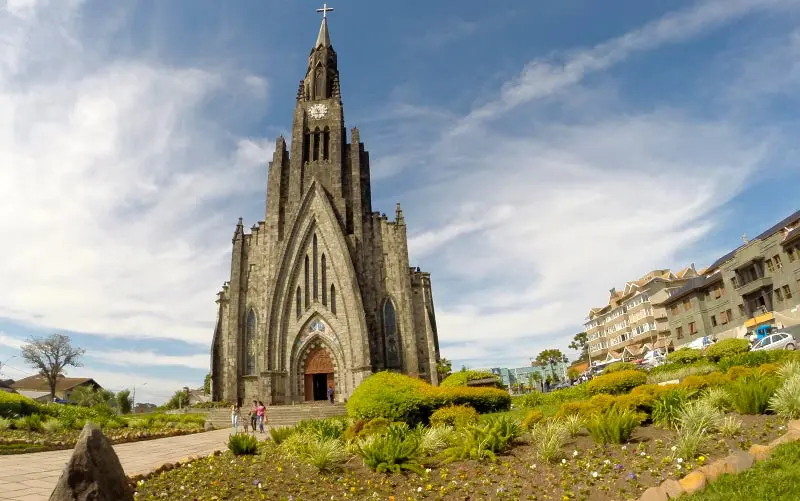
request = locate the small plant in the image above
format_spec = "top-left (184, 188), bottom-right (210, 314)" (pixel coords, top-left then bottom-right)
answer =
top-left (585, 406), bottom-right (642, 444)
top-left (42, 419), bottom-right (63, 433)
top-left (530, 420), bottom-right (569, 462)
top-left (355, 425), bottom-right (424, 474)
top-left (587, 370), bottom-right (647, 396)
top-left (603, 362), bottom-right (637, 373)
top-left (269, 426), bottom-right (296, 445)
top-left (0, 417), bottom-right (10, 430)
top-left (14, 414), bottom-right (44, 432)
top-left (559, 414), bottom-right (584, 436)
top-left (227, 433), bottom-right (258, 455)
top-left (442, 416), bottom-right (520, 463)
top-left (702, 386), bottom-right (733, 412)
top-left (521, 409), bottom-right (544, 430)
top-left (651, 389), bottom-right (689, 429)
top-left (677, 400), bottom-right (723, 434)
top-left (768, 373), bottom-right (800, 419)
top-left (719, 415), bottom-right (742, 437)
top-left (673, 425), bottom-right (707, 460)
top-left (729, 370), bottom-right (779, 414)
top-left (777, 360), bottom-right (800, 382)
top-left (429, 404), bottom-right (479, 428)
top-left (666, 348), bottom-right (703, 365)
top-left (296, 417), bottom-right (348, 440)
top-left (418, 425), bottom-right (456, 456)
top-left (301, 436), bottom-right (349, 472)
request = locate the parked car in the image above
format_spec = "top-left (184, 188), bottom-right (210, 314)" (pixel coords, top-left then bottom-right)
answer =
top-left (641, 350), bottom-right (666, 368)
top-left (751, 332), bottom-right (796, 352)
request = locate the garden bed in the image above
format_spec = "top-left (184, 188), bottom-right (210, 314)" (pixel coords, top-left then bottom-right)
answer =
top-left (131, 413), bottom-right (787, 500)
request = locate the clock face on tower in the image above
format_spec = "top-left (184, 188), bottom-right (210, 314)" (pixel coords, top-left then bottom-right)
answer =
top-left (308, 103), bottom-right (328, 120)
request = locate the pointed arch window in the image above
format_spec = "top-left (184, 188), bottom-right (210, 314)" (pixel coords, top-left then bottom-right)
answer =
top-left (330, 284), bottom-right (337, 315)
top-left (312, 129), bottom-right (320, 161)
top-left (296, 287), bottom-right (302, 318)
top-left (313, 235), bottom-right (319, 301)
top-left (323, 127), bottom-right (330, 161)
top-left (245, 309), bottom-right (256, 374)
top-left (384, 299), bottom-right (401, 369)
top-left (321, 254), bottom-right (327, 306)
top-left (304, 255), bottom-right (310, 309)
top-left (302, 130), bottom-right (310, 164)
top-left (314, 66), bottom-right (325, 99)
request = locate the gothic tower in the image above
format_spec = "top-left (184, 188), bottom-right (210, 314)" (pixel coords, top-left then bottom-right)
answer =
top-left (211, 11), bottom-right (441, 406)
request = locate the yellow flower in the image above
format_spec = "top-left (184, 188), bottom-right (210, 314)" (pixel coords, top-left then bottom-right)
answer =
top-left (426, 484), bottom-right (433, 491)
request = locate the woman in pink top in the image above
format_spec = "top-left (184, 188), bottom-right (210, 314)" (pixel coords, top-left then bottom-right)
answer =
top-left (256, 401), bottom-right (266, 433)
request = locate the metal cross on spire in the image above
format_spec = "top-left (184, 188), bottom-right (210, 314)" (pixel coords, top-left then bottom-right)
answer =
top-left (316, 3), bottom-right (334, 18)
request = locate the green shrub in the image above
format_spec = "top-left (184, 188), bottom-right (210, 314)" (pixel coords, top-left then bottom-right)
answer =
top-left (673, 425), bottom-right (707, 460)
top-left (429, 405), bottom-right (479, 428)
top-left (719, 415), bottom-right (742, 437)
top-left (651, 389), bottom-right (690, 429)
top-left (515, 383), bottom-right (591, 409)
top-left (0, 392), bottom-right (41, 418)
top-left (585, 407), bottom-right (642, 444)
top-left (360, 418), bottom-right (392, 438)
top-left (514, 391), bottom-right (545, 408)
top-left (296, 417), bottom-right (348, 440)
top-left (769, 374), bottom-right (800, 419)
top-left (269, 426), bottom-right (296, 445)
top-left (42, 419), bottom-right (63, 433)
top-left (0, 417), bottom-right (10, 430)
top-left (442, 416), bottom-right (520, 463)
top-left (227, 433), bottom-right (258, 455)
top-left (705, 338), bottom-right (751, 362)
top-left (778, 360), bottom-right (800, 382)
top-left (559, 414), bottom-right (585, 436)
top-left (666, 348), bottom-right (703, 365)
top-left (355, 424), bottom-right (423, 474)
top-left (301, 436), bottom-right (348, 472)
top-left (440, 370), bottom-right (500, 388)
top-left (587, 370), bottom-right (647, 396)
top-left (603, 362), bottom-right (637, 374)
top-left (701, 387), bottom-right (732, 412)
top-left (679, 372), bottom-right (730, 391)
top-left (677, 400), bottom-right (723, 434)
top-left (521, 410), bottom-right (544, 430)
top-left (346, 371), bottom-right (509, 425)
top-left (418, 425), bottom-right (457, 456)
top-left (717, 350), bottom-right (800, 373)
top-left (529, 420), bottom-right (569, 462)
top-left (729, 370), bottom-right (779, 414)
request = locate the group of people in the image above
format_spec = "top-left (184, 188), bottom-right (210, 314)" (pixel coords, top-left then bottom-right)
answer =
top-left (231, 400), bottom-right (267, 434)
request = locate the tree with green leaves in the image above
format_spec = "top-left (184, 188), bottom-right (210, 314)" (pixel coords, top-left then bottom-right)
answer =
top-left (567, 367), bottom-right (580, 381)
top-left (534, 349), bottom-right (568, 365)
top-left (165, 389), bottom-right (190, 410)
top-left (530, 371), bottom-right (543, 392)
top-left (436, 358), bottom-right (452, 381)
top-left (68, 386), bottom-right (115, 408)
top-left (21, 334), bottom-right (85, 401)
top-left (568, 332), bottom-right (589, 363)
top-left (116, 389), bottom-right (132, 414)
top-left (203, 373), bottom-right (212, 394)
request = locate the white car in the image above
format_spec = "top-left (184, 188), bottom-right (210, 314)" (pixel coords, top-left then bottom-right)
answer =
top-left (751, 332), bottom-right (796, 352)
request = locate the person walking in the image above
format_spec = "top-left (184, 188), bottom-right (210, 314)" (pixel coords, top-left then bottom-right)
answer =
top-left (231, 403), bottom-right (240, 434)
top-left (249, 400), bottom-right (258, 434)
top-left (327, 385), bottom-right (335, 404)
top-left (256, 400), bottom-right (266, 433)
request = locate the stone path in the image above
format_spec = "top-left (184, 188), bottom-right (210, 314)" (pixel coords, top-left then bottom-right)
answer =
top-left (0, 428), bottom-right (244, 501)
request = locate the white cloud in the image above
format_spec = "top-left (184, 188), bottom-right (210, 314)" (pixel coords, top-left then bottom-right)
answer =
top-left (0, 332), bottom-right (24, 349)
top-left (0, 2), bottom-right (272, 346)
top-left (88, 350), bottom-right (210, 371)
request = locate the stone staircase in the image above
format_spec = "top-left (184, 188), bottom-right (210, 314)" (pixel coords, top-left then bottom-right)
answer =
top-left (205, 403), bottom-right (347, 430)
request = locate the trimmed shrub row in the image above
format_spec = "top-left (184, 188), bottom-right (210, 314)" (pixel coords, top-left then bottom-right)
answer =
top-left (0, 392), bottom-right (41, 418)
top-left (346, 372), bottom-right (510, 424)
top-left (439, 370), bottom-right (501, 388)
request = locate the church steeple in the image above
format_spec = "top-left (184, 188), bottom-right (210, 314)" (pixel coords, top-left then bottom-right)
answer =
top-left (299, 3), bottom-right (340, 103)
top-left (316, 17), bottom-right (331, 48)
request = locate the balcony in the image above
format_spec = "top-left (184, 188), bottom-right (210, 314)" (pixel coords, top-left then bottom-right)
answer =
top-left (735, 276), bottom-right (773, 297)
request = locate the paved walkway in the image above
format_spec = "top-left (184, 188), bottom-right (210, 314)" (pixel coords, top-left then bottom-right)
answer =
top-left (0, 428), bottom-right (242, 501)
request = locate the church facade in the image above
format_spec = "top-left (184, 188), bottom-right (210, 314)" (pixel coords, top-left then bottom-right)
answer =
top-left (210, 15), bottom-right (441, 405)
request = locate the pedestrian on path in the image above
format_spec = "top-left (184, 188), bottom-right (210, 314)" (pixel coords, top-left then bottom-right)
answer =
top-left (327, 385), bottom-right (335, 404)
top-left (231, 404), bottom-right (240, 434)
top-left (249, 400), bottom-right (258, 434)
top-left (256, 401), bottom-right (266, 433)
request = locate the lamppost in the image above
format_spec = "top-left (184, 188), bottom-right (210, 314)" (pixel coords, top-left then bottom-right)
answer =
top-left (132, 382), bottom-right (147, 413)
top-left (0, 355), bottom-right (16, 377)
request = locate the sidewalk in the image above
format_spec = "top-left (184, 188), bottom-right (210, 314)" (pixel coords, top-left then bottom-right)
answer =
top-left (0, 428), bottom-right (240, 501)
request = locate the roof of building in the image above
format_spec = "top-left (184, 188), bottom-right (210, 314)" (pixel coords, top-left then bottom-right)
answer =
top-left (658, 272), bottom-right (725, 305)
top-left (588, 267), bottom-right (693, 318)
top-left (11, 376), bottom-right (100, 392)
top-left (705, 209), bottom-right (800, 273)
top-left (17, 390), bottom-right (50, 401)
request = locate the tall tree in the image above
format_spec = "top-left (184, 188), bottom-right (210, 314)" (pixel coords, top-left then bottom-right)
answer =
top-left (534, 349), bottom-right (568, 365)
top-left (436, 358), bottom-right (452, 381)
top-left (116, 389), bottom-right (132, 414)
top-left (21, 334), bottom-right (85, 401)
top-left (203, 373), bottom-right (212, 394)
top-left (568, 332), bottom-right (589, 363)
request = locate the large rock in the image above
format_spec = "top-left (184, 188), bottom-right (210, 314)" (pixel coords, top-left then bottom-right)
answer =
top-left (49, 423), bottom-right (134, 501)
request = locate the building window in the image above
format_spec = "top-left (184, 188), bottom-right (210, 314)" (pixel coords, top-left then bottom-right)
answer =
top-left (383, 299), bottom-right (401, 369)
top-left (312, 235), bottom-right (319, 301)
top-left (245, 309), bottom-right (256, 374)
top-left (676, 326), bottom-right (683, 339)
top-left (296, 287), bottom-right (302, 318)
top-left (774, 255), bottom-right (783, 268)
top-left (738, 304), bottom-right (745, 316)
top-left (766, 258), bottom-right (775, 272)
top-left (775, 288), bottom-right (784, 301)
top-left (304, 255), bottom-right (310, 309)
top-left (321, 254), bottom-right (327, 306)
top-left (731, 276), bottom-right (739, 288)
top-left (302, 131), bottom-right (310, 163)
top-left (330, 284), bottom-right (337, 315)
top-left (787, 246), bottom-right (797, 262)
top-left (670, 304), bottom-right (679, 316)
top-left (323, 127), bottom-right (330, 161)
top-left (711, 315), bottom-right (717, 327)
top-left (726, 309), bottom-right (733, 322)
top-left (312, 128), bottom-right (320, 161)
top-left (689, 322), bottom-right (697, 334)
top-left (784, 285), bottom-right (793, 299)
top-left (683, 299), bottom-right (692, 311)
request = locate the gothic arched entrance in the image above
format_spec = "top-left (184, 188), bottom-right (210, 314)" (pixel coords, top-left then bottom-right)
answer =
top-left (303, 347), bottom-right (334, 401)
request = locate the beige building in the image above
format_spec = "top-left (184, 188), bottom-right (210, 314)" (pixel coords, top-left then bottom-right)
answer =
top-left (662, 210), bottom-right (800, 345)
top-left (586, 267), bottom-right (698, 365)
top-left (210, 16), bottom-right (440, 406)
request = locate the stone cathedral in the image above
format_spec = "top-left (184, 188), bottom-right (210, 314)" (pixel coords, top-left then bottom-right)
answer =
top-left (210, 13), bottom-right (441, 405)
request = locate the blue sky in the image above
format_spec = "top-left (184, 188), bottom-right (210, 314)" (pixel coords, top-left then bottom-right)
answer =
top-left (0, 0), bottom-right (799, 403)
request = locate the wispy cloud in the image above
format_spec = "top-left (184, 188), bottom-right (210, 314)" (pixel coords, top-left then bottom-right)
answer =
top-left (88, 350), bottom-right (210, 371)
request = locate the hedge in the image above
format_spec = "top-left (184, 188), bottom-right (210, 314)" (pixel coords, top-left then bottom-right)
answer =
top-left (587, 370), bottom-right (647, 396)
top-left (704, 338), bottom-right (751, 362)
top-left (0, 392), bottom-right (41, 418)
top-left (429, 405), bottom-right (479, 428)
top-left (666, 348), bottom-right (703, 365)
top-left (514, 383), bottom-right (590, 409)
top-left (603, 362), bottom-right (637, 374)
top-left (346, 371), bottom-right (510, 424)
top-left (440, 370), bottom-right (501, 388)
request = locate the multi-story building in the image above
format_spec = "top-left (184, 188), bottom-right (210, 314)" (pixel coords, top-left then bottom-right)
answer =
top-left (661, 210), bottom-right (800, 345)
top-left (585, 267), bottom-right (698, 365)
top-left (477, 364), bottom-right (569, 390)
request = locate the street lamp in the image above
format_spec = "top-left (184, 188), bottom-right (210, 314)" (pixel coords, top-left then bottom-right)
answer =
top-left (132, 382), bottom-right (147, 413)
top-left (0, 355), bottom-right (16, 377)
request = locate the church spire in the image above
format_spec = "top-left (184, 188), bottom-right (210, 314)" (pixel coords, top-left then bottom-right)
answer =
top-left (315, 3), bottom-right (333, 48)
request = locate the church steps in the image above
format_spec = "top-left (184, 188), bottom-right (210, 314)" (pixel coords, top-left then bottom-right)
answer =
top-left (205, 403), bottom-right (347, 429)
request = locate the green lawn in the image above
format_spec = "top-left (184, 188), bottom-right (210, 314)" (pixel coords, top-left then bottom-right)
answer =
top-left (682, 441), bottom-right (800, 501)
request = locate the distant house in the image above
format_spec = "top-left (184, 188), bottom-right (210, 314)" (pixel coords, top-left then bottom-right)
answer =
top-left (11, 376), bottom-right (102, 402)
top-left (465, 377), bottom-right (503, 389)
top-left (184, 386), bottom-right (211, 406)
top-left (134, 402), bottom-right (158, 414)
top-left (0, 379), bottom-right (15, 393)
